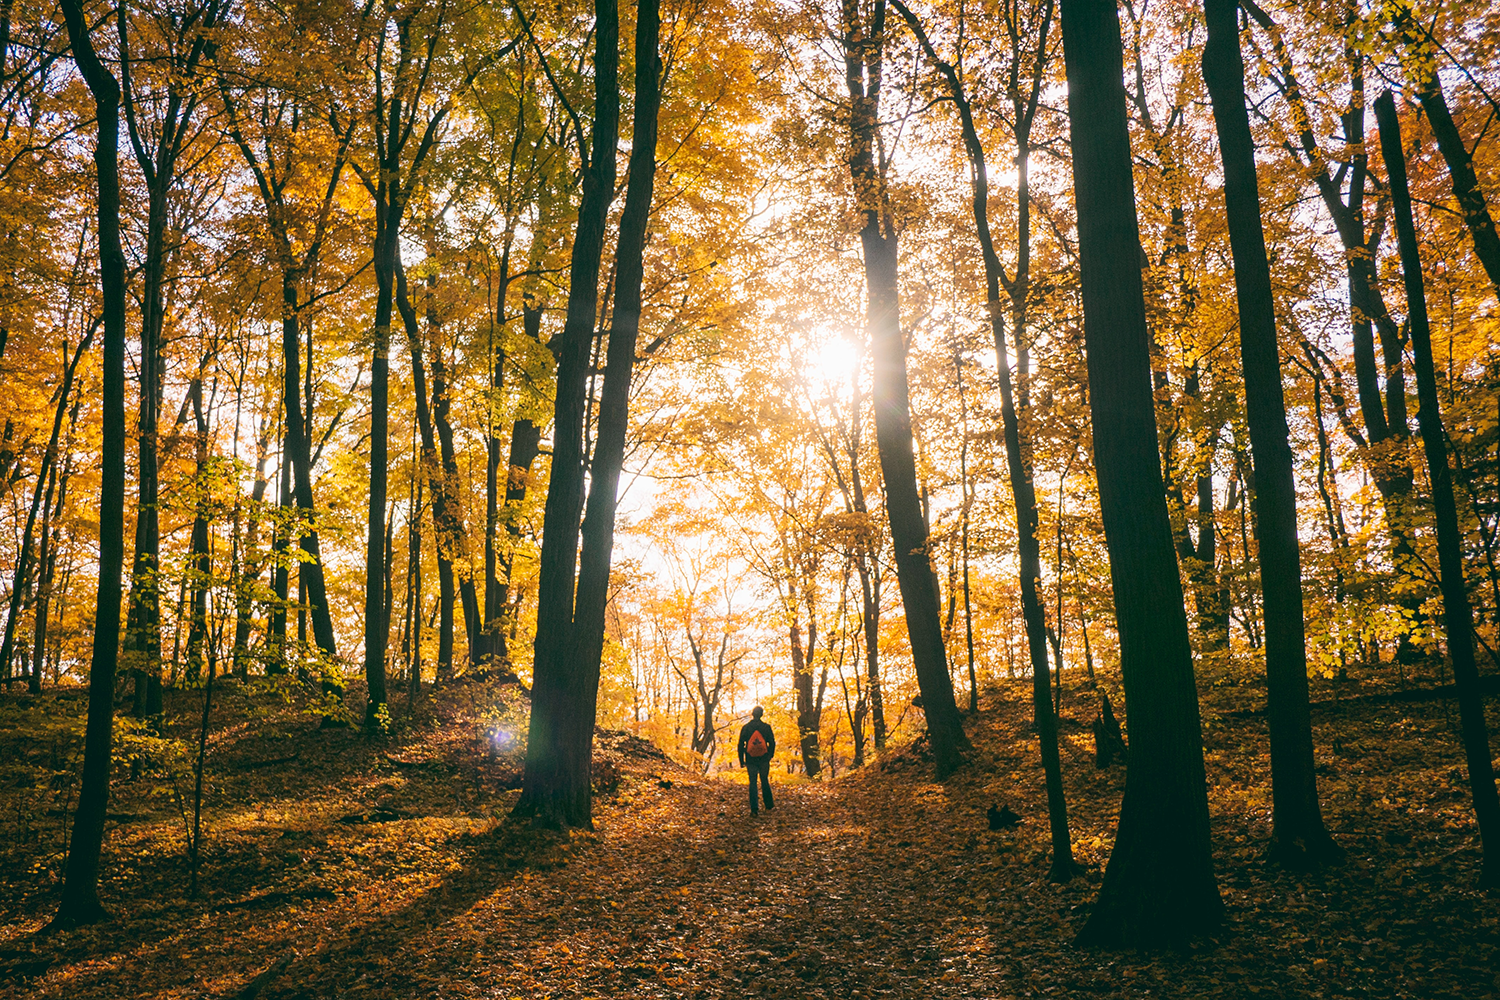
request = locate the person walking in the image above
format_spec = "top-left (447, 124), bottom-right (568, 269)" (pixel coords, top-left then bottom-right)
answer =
top-left (738, 706), bottom-right (776, 815)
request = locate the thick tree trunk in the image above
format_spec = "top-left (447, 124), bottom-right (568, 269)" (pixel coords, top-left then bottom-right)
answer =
top-left (53, 0), bottom-right (125, 928)
top-left (1201, 0), bottom-right (1338, 868)
top-left (541, 0), bottom-right (661, 824)
top-left (1060, 0), bottom-right (1221, 945)
top-left (1376, 91), bottom-right (1500, 887)
top-left (515, 0), bottom-right (621, 828)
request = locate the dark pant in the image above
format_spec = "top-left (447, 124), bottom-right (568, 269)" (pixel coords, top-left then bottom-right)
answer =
top-left (747, 758), bottom-right (773, 813)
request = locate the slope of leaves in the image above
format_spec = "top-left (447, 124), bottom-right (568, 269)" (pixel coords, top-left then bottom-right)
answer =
top-left (0, 671), bottom-right (1496, 998)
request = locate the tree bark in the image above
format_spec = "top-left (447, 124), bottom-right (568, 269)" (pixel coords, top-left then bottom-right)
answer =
top-left (1376, 91), bottom-right (1500, 887)
top-left (548, 0), bottom-right (661, 820)
top-left (364, 204), bottom-right (395, 727)
top-left (487, 298), bottom-right (549, 673)
top-left (1060, 0), bottom-right (1221, 945)
top-left (842, 0), bottom-right (967, 776)
top-left (52, 0), bottom-right (126, 928)
top-left (1201, 0), bottom-right (1338, 867)
top-left (515, 0), bottom-right (622, 828)
top-left (119, 0), bottom-right (223, 717)
top-left (431, 347), bottom-right (483, 669)
top-left (185, 380), bottom-right (212, 685)
top-left (791, 622), bottom-right (822, 777)
top-left (1410, 69), bottom-right (1500, 295)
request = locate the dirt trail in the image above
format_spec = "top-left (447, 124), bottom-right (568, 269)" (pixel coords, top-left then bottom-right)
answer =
top-left (334, 768), bottom-right (1031, 1000)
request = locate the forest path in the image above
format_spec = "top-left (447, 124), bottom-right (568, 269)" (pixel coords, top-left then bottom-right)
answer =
top-left (345, 755), bottom-right (1086, 1000)
top-left (232, 714), bottom-right (1203, 1000)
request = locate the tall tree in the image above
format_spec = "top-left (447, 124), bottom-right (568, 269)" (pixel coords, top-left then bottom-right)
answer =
top-left (0, 326), bottom-right (94, 684)
top-left (515, 0), bottom-right (623, 827)
top-left (215, 8), bottom-right (364, 671)
top-left (1200, 0), bottom-right (1337, 867)
top-left (891, 0), bottom-right (1078, 882)
top-left (119, 0), bottom-right (226, 717)
top-left (525, 0), bottom-right (661, 826)
top-left (1059, 0), bottom-right (1221, 945)
top-left (52, 0), bottom-right (127, 929)
top-left (1375, 90), bottom-right (1500, 887)
top-left (394, 257), bottom-right (468, 681)
top-left (349, 1), bottom-right (512, 726)
top-left (1244, 2), bottom-right (1421, 615)
top-left (838, 0), bottom-right (967, 776)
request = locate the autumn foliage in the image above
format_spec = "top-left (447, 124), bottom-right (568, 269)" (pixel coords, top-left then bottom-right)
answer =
top-left (0, 0), bottom-right (1498, 988)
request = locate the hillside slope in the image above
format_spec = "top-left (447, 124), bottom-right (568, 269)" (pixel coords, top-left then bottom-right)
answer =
top-left (0, 678), bottom-right (1496, 998)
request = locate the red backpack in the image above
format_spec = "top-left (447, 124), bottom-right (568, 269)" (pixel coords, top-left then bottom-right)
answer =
top-left (746, 729), bottom-right (769, 758)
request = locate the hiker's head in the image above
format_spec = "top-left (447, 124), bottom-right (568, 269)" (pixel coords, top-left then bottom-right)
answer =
top-left (751, 705), bottom-right (764, 719)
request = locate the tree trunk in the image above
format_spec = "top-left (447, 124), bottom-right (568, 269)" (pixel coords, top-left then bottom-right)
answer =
top-left (547, 0), bottom-right (661, 820)
top-left (1411, 75), bottom-right (1500, 295)
top-left (1060, 0), bottom-right (1221, 945)
top-left (118, 3), bottom-right (223, 714)
top-left (279, 275), bottom-right (338, 667)
top-left (791, 622), bottom-right (822, 777)
top-left (52, 0), bottom-right (125, 928)
top-left (268, 431), bottom-right (292, 673)
top-left (233, 422), bottom-right (270, 680)
top-left (846, 366), bottom-right (885, 750)
top-left (1376, 91), bottom-right (1500, 887)
top-left (0, 330), bottom-right (93, 684)
top-left (185, 381), bottom-right (212, 686)
top-left (125, 185), bottom-right (164, 717)
top-left (364, 213), bottom-right (394, 727)
top-left (432, 349), bottom-right (483, 668)
top-left (1201, 0), bottom-right (1338, 867)
top-left (956, 350), bottom-right (977, 712)
top-left (394, 260), bottom-right (462, 683)
top-left (515, 0), bottom-right (622, 829)
top-left (29, 457), bottom-right (62, 694)
top-left (842, 0), bottom-right (967, 776)
top-left (891, 0), bottom-right (1074, 875)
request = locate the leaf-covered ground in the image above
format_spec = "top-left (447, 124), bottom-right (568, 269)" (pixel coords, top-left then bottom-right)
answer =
top-left (1, 671), bottom-right (1497, 998)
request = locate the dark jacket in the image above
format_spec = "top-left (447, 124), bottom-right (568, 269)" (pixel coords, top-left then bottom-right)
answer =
top-left (737, 719), bottom-right (775, 766)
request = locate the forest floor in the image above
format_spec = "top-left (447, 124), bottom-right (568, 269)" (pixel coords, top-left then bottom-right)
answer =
top-left (0, 665), bottom-right (1498, 999)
